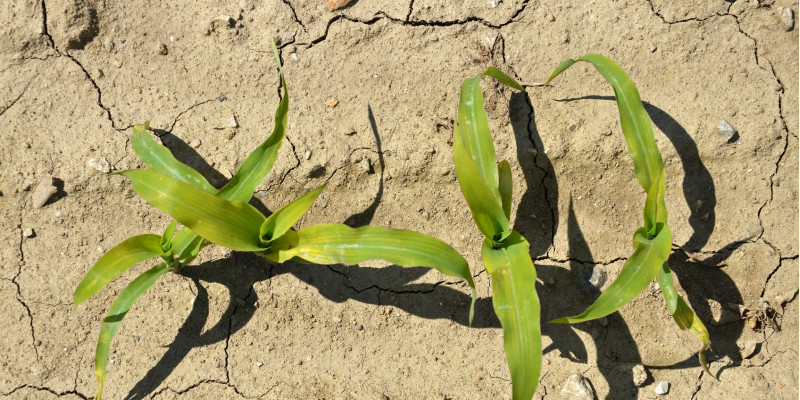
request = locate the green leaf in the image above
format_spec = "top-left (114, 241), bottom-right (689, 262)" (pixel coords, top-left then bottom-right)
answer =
top-left (131, 124), bottom-right (216, 193)
top-left (483, 67), bottom-right (525, 92)
top-left (74, 234), bottom-right (165, 305)
top-left (264, 224), bottom-right (477, 322)
top-left (260, 185), bottom-right (325, 242)
top-left (160, 220), bottom-right (178, 251)
top-left (120, 170), bottom-right (267, 251)
top-left (545, 55), bottom-right (663, 192)
top-left (643, 167), bottom-right (667, 237)
top-left (453, 123), bottom-right (509, 238)
top-left (481, 231), bottom-right (541, 400)
top-left (216, 39), bottom-right (289, 203)
top-left (551, 224), bottom-right (672, 323)
top-left (498, 160), bottom-right (513, 221)
top-left (657, 263), bottom-right (711, 375)
top-left (94, 263), bottom-right (170, 400)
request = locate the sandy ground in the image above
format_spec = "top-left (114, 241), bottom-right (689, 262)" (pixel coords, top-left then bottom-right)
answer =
top-left (1, 0), bottom-right (798, 399)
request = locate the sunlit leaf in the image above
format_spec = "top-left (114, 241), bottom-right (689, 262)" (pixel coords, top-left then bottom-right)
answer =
top-left (545, 55), bottom-right (663, 192)
top-left (260, 185), bottom-right (325, 242)
top-left (217, 40), bottom-right (289, 203)
top-left (498, 160), bottom-right (513, 221)
top-left (74, 234), bottom-right (164, 305)
top-left (131, 124), bottom-right (216, 193)
top-left (95, 263), bottom-right (170, 400)
top-left (481, 231), bottom-right (541, 400)
top-left (551, 225), bottom-right (672, 323)
top-left (120, 170), bottom-right (267, 251)
top-left (264, 224), bottom-right (477, 322)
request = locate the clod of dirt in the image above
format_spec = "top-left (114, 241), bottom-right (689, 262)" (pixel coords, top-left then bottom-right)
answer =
top-left (632, 364), bottom-right (648, 387)
top-left (739, 340), bottom-right (759, 359)
top-left (328, 0), bottom-right (353, 11)
top-left (708, 299), bottom-right (741, 325)
top-left (716, 119), bottom-right (738, 142)
top-left (32, 174), bottom-right (57, 208)
top-left (655, 381), bottom-right (670, 395)
top-left (48, 0), bottom-right (98, 50)
top-left (203, 15), bottom-right (234, 35)
top-left (560, 373), bottom-right (596, 400)
top-left (158, 43), bottom-right (168, 55)
top-left (360, 158), bottom-right (373, 174)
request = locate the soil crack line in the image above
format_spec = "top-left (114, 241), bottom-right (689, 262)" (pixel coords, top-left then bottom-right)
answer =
top-left (2, 384), bottom-right (90, 400)
top-left (13, 216), bottom-right (39, 359)
top-left (0, 81), bottom-right (31, 118)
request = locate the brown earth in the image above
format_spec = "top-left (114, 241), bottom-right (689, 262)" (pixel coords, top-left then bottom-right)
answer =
top-left (1, 0), bottom-right (798, 399)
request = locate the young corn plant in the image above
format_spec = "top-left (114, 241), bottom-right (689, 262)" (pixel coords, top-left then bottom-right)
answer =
top-left (544, 55), bottom-right (710, 371)
top-left (453, 67), bottom-right (540, 400)
top-left (453, 57), bottom-right (710, 399)
top-left (74, 43), bottom-right (476, 400)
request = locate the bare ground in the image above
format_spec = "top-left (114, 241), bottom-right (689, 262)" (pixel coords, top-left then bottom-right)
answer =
top-left (0, 0), bottom-right (797, 399)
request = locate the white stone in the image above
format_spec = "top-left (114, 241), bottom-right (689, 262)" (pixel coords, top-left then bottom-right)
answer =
top-left (655, 381), bottom-right (669, 395)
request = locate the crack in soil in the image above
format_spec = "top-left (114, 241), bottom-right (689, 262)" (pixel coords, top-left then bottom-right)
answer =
top-left (13, 216), bottom-right (39, 359)
top-left (2, 384), bottom-right (90, 400)
top-left (0, 81), bottom-right (31, 118)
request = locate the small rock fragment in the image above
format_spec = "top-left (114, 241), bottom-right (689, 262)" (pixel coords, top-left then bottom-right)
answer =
top-left (228, 116), bottom-right (238, 128)
top-left (588, 267), bottom-right (606, 288)
top-left (88, 157), bottom-right (111, 173)
top-left (32, 175), bottom-right (57, 208)
top-left (218, 93), bottom-right (227, 101)
top-left (304, 150), bottom-right (312, 160)
top-left (256, 361), bottom-right (263, 367)
top-left (716, 120), bottom-right (738, 142)
top-left (740, 340), bottom-right (758, 359)
top-left (23, 228), bottom-right (34, 238)
top-left (328, 0), bottom-right (352, 11)
top-left (328, 97), bottom-right (339, 108)
top-left (560, 373), bottom-right (596, 400)
top-left (343, 127), bottom-right (357, 136)
top-left (190, 139), bottom-right (202, 148)
top-left (158, 43), bottom-right (168, 55)
top-left (632, 364), bottom-right (648, 386)
top-left (490, 0), bottom-right (501, 8)
top-left (360, 158), bottom-right (373, 174)
top-left (780, 7), bottom-right (794, 31)
top-left (654, 381), bottom-right (669, 395)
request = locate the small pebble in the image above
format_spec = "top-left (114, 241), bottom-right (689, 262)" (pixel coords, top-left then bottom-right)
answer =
top-left (228, 116), bottom-right (238, 128)
top-left (654, 381), bottom-right (669, 395)
top-left (716, 120), bottom-right (738, 142)
top-left (32, 174), bottom-right (57, 209)
top-left (256, 361), bottom-right (263, 367)
top-left (360, 158), bottom-right (373, 174)
top-left (490, 0), bottom-right (501, 8)
top-left (106, 39), bottom-right (114, 52)
top-left (357, 324), bottom-right (364, 331)
top-left (632, 364), bottom-right (648, 386)
top-left (780, 7), bottom-right (794, 31)
top-left (158, 43), bottom-right (168, 55)
top-left (23, 228), bottom-right (34, 238)
top-left (304, 150), bottom-right (312, 160)
top-left (190, 139), bottom-right (202, 148)
top-left (560, 373), bottom-right (596, 400)
top-left (88, 157), bottom-right (111, 173)
top-left (218, 93), bottom-right (227, 101)
top-left (328, 97), bottom-right (339, 108)
top-left (328, 0), bottom-right (352, 11)
top-left (343, 127), bottom-right (357, 136)
top-left (467, 22), bottom-right (478, 31)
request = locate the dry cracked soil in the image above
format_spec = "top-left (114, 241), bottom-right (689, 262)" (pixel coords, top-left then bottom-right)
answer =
top-left (0, 0), bottom-right (798, 399)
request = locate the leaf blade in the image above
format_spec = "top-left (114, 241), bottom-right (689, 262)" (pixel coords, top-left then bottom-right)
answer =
top-left (551, 225), bottom-right (672, 323)
top-left (120, 170), bottom-right (267, 251)
top-left (260, 185), bottom-right (325, 242)
top-left (94, 263), bottom-right (170, 400)
top-left (217, 40), bottom-right (289, 203)
top-left (73, 234), bottom-right (164, 305)
top-left (131, 124), bottom-right (216, 193)
top-left (498, 160), bottom-right (513, 221)
top-left (482, 232), bottom-right (541, 400)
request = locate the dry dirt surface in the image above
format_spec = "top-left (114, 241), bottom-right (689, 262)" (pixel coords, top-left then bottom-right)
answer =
top-left (1, 0), bottom-right (798, 399)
